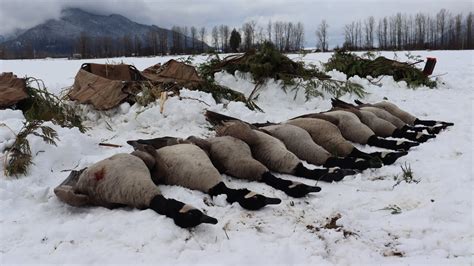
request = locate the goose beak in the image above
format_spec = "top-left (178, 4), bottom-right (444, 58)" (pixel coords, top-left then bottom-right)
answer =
top-left (200, 214), bottom-right (218, 225)
top-left (264, 197), bottom-right (282, 205)
top-left (306, 186), bottom-right (322, 193)
top-left (440, 122), bottom-right (454, 127)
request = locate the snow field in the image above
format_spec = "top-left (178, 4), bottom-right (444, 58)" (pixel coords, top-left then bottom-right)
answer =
top-left (0, 50), bottom-right (472, 264)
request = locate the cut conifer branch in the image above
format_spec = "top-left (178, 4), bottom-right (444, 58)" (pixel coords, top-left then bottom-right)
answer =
top-left (198, 42), bottom-right (366, 102)
top-left (4, 120), bottom-right (59, 177)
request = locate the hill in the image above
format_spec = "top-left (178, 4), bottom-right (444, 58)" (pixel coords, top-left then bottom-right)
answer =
top-left (0, 8), bottom-right (208, 59)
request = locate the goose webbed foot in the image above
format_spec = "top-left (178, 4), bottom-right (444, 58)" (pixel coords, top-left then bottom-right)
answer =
top-left (261, 172), bottom-right (321, 198)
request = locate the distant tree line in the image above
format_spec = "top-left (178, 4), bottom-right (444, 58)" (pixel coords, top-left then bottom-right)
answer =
top-left (342, 9), bottom-right (473, 50)
top-left (1, 8), bottom-right (472, 59)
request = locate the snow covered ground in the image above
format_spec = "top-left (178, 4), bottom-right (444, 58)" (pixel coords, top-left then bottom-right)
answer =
top-left (0, 50), bottom-right (472, 265)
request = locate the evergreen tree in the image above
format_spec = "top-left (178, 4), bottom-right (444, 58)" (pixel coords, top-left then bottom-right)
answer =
top-left (229, 29), bottom-right (242, 52)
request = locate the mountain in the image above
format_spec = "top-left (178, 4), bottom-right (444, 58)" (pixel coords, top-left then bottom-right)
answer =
top-left (0, 8), bottom-right (208, 58)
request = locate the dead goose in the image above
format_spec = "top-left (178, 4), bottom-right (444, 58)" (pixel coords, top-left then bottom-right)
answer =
top-left (205, 110), bottom-right (405, 166)
top-left (128, 142), bottom-right (281, 210)
top-left (296, 110), bottom-right (420, 151)
top-left (54, 152), bottom-right (218, 228)
top-left (285, 117), bottom-right (407, 165)
top-left (214, 120), bottom-right (356, 182)
top-left (130, 135), bottom-right (321, 197)
top-left (354, 99), bottom-right (454, 130)
top-left (331, 98), bottom-right (436, 142)
top-left (259, 123), bottom-right (380, 170)
top-left (330, 99), bottom-right (435, 143)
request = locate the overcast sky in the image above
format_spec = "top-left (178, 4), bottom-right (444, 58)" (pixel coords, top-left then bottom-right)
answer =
top-left (0, 0), bottom-right (472, 47)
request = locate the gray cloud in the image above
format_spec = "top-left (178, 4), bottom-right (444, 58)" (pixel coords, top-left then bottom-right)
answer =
top-left (0, 0), bottom-right (472, 47)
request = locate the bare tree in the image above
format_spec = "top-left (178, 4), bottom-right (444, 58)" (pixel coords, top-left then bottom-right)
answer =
top-left (148, 29), bottom-right (158, 56)
top-left (212, 26), bottom-right (219, 51)
top-left (158, 28), bottom-right (168, 55)
top-left (364, 16), bottom-right (375, 48)
top-left (199, 27), bottom-right (206, 52)
top-left (242, 21), bottom-right (256, 51)
top-left (171, 26), bottom-right (182, 54)
top-left (356, 20), bottom-right (363, 49)
top-left (344, 22), bottom-right (355, 49)
top-left (183, 26), bottom-right (189, 52)
top-left (190, 26), bottom-right (197, 53)
top-left (219, 25), bottom-right (230, 52)
top-left (267, 20), bottom-right (272, 43)
top-left (294, 22), bottom-right (305, 51)
top-left (78, 32), bottom-right (90, 58)
top-left (415, 13), bottom-right (426, 49)
top-left (454, 14), bottom-right (462, 49)
top-left (436, 9), bottom-right (447, 48)
top-left (316, 20), bottom-right (329, 51)
top-left (467, 12), bottom-right (473, 49)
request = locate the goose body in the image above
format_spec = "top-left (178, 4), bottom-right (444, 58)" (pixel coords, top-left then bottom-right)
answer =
top-left (322, 110), bottom-right (375, 144)
top-left (285, 118), bottom-right (354, 157)
top-left (131, 136), bottom-right (320, 197)
top-left (371, 101), bottom-right (417, 125)
top-left (355, 100), bottom-right (453, 128)
top-left (206, 136), bottom-right (268, 180)
top-left (74, 153), bottom-right (160, 209)
top-left (260, 124), bottom-right (332, 166)
top-left (130, 142), bottom-right (281, 210)
top-left (55, 153), bottom-right (217, 227)
top-left (153, 144), bottom-right (222, 193)
top-left (359, 106), bottom-right (406, 129)
top-left (216, 121), bottom-right (354, 181)
top-left (357, 109), bottom-right (398, 138)
top-left (330, 99), bottom-right (435, 141)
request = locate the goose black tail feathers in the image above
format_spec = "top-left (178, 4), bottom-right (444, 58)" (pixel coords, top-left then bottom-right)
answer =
top-left (354, 99), bottom-right (365, 106)
top-left (205, 110), bottom-right (243, 126)
top-left (331, 98), bottom-right (358, 109)
top-left (127, 137), bottom-right (184, 150)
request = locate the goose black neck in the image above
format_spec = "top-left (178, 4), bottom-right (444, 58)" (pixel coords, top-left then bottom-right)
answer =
top-left (324, 156), bottom-right (356, 169)
top-left (393, 129), bottom-right (435, 142)
top-left (261, 171), bottom-right (292, 190)
top-left (414, 118), bottom-right (437, 126)
top-left (367, 135), bottom-right (401, 150)
top-left (208, 182), bottom-right (246, 203)
top-left (293, 163), bottom-right (327, 180)
top-left (401, 124), bottom-right (425, 133)
top-left (149, 194), bottom-right (185, 219)
top-left (348, 147), bottom-right (373, 160)
top-left (324, 156), bottom-right (377, 171)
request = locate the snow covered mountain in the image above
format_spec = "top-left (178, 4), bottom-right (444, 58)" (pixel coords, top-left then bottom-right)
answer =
top-left (0, 8), bottom-right (208, 58)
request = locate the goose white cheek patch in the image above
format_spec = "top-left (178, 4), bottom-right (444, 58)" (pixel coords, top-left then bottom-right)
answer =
top-left (179, 204), bottom-right (195, 213)
top-left (380, 152), bottom-right (390, 158)
top-left (289, 182), bottom-right (302, 188)
top-left (328, 167), bottom-right (337, 173)
top-left (355, 158), bottom-right (365, 162)
top-left (244, 191), bottom-right (258, 199)
top-left (396, 140), bottom-right (405, 145)
top-left (416, 132), bottom-right (424, 139)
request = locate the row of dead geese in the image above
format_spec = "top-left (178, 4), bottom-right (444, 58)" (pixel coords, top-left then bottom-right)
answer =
top-left (55, 99), bottom-right (453, 228)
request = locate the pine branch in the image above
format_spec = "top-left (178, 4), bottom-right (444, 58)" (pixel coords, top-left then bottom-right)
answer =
top-left (4, 121), bottom-right (59, 177)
